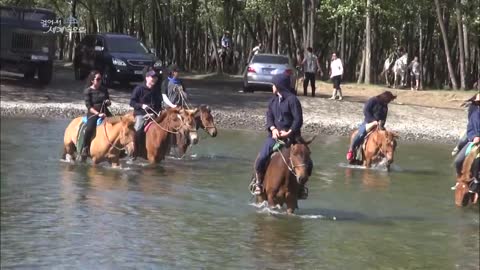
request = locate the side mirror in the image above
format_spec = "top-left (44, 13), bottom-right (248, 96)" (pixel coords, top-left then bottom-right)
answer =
top-left (94, 46), bottom-right (104, 52)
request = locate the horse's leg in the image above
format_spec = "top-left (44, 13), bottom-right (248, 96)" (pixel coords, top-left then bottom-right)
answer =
top-left (110, 155), bottom-right (121, 169)
top-left (266, 191), bottom-right (276, 208)
top-left (64, 142), bottom-right (76, 161)
top-left (285, 191), bottom-right (297, 214)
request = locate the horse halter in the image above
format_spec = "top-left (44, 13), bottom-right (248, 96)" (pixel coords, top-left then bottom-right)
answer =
top-left (277, 143), bottom-right (307, 178)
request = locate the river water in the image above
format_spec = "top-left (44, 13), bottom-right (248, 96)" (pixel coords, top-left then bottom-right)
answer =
top-left (1, 118), bottom-right (478, 269)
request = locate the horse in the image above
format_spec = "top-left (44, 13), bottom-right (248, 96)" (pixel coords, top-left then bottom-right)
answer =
top-left (172, 105), bottom-right (217, 157)
top-left (381, 53), bottom-right (397, 87)
top-left (62, 113), bottom-right (136, 168)
top-left (393, 53), bottom-right (408, 88)
top-left (454, 144), bottom-right (479, 207)
top-left (254, 136), bottom-right (315, 214)
top-left (137, 108), bottom-right (198, 164)
top-left (349, 127), bottom-right (398, 171)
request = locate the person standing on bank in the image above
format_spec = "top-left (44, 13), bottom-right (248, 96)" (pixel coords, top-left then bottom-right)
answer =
top-left (80, 70), bottom-right (112, 160)
top-left (301, 47), bottom-right (322, 97)
top-left (329, 53), bottom-right (344, 100)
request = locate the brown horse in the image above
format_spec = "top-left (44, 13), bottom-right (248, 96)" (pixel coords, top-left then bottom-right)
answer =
top-left (454, 145), bottom-right (479, 207)
top-left (255, 137), bottom-right (315, 214)
top-left (349, 127), bottom-right (398, 171)
top-left (173, 105), bottom-right (218, 157)
top-left (62, 113), bottom-right (136, 167)
top-left (137, 108), bottom-right (198, 163)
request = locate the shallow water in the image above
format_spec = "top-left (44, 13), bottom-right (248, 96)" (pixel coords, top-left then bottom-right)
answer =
top-left (1, 118), bottom-right (478, 269)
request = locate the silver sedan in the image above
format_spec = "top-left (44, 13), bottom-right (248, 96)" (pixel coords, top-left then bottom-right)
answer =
top-left (243, 53), bottom-right (298, 93)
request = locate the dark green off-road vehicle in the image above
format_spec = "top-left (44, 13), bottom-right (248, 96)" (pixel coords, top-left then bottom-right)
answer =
top-left (0, 6), bottom-right (56, 85)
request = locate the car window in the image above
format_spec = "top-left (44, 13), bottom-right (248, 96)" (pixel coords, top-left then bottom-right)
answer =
top-left (0, 8), bottom-right (18, 19)
top-left (106, 37), bottom-right (149, 54)
top-left (252, 55), bottom-right (289, 65)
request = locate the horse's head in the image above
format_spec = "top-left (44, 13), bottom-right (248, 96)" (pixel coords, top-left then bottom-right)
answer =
top-left (378, 130), bottom-right (398, 170)
top-left (454, 179), bottom-right (478, 207)
top-left (290, 136), bottom-right (315, 185)
top-left (196, 105), bottom-right (217, 137)
top-left (178, 108), bottom-right (199, 145)
top-left (116, 114), bottom-right (136, 156)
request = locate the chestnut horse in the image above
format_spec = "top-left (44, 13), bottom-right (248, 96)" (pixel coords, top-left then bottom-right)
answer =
top-left (349, 127), bottom-right (398, 171)
top-left (173, 105), bottom-right (218, 157)
top-left (137, 108), bottom-right (198, 163)
top-left (255, 137), bottom-right (315, 214)
top-left (454, 144), bottom-right (479, 207)
top-left (62, 113), bottom-right (136, 167)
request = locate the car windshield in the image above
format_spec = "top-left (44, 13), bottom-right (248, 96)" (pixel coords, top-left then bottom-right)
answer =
top-left (252, 55), bottom-right (289, 65)
top-left (107, 37), bottom-right (149, 54)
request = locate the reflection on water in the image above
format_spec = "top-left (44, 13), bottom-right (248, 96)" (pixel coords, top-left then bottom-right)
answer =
top-left (1, 118), bottom-right (479, 269)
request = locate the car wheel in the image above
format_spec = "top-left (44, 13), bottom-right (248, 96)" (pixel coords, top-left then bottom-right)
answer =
top-left (24, 69), bottom-right (35, 80)
top-left (102, 66), bottom-right (112, 87)
top-left (243, 83), bottom-right (253, 93)
top-left (38, 62), bottom-right (53, 85)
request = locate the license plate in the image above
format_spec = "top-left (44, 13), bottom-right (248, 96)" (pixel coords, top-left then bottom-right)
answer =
top-left (263, 68), bottom-right (274, 74)
top-left (134, 70), bottom-right (144, 75)
top-left (31, 55), bottom-right (49, 61)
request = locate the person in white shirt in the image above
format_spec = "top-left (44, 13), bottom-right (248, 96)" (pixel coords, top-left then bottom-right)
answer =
top-left (301, 47), bottom-right (322, 97)
top-left (252, 42), bottom-right (263, 55)
top-left (329, 53), bottom-right (344, 100)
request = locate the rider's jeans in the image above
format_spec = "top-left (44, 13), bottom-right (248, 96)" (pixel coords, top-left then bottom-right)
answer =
top-left (255, 137), bottom-right (276, 177)
top-left (134, 116), bottom-right (146, 132)
top-left (455, 143), bottom-right (469, 175)
top-left (350, 122), bottom-right (367, 150)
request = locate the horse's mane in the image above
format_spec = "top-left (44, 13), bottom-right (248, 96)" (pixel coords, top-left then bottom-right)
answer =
top-left (105, 116), bottom-right (124, 124)
top-left (155, 109), bottom-right (177, 124)
top-left (462, 145), bottom-right (479, 180)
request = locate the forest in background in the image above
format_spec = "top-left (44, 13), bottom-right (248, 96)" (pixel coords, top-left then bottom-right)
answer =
top-left (1, 0), bottom-right (479, 89)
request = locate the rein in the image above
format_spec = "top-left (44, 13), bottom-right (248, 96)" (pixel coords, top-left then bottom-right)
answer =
top-left (143, 107), bottom-right (195, 135)
top-left (275, 140), bottom-right (307, 178)
top-left (103, 121), bottom-right (129, 151)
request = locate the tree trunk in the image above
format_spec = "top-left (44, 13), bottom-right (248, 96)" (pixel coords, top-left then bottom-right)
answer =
top-left (455, 0), bottom-right (466, 89)
top-left (302, 0), bottom-right (307, 50)
top-left (340, 15), bottom-right (345, 60)
top-left (67, 0), bottom-right (77, 62)
top-left (419, 12), bottom-right (423, 90)
top-left (364, 0), bottom-right (372, 84)
top-left (358, 47), bottom-right (366, 83)
top-left (434, 0), bottom-right (459, 89)
top-left (309, 0), bottom-right (315, 48)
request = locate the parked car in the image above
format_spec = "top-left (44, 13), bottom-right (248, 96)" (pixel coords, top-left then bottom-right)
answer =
top-left (243, 53), bottom-right (297, 93)
top-left (74, 33), bottom-right (162, 86)
top-left (0, 6), bottom-right (56, 85)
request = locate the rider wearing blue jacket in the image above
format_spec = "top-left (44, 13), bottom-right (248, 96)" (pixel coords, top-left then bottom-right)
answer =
top-left (253, 73), bottom-right (303, 195)
top-left (455, 94), bottom-right (480, 177)
top-left (346, 91), bottom-right (396, 161)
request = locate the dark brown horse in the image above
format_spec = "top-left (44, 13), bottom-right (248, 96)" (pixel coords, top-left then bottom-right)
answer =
top-left (136, 108), bottom-right (198, 164)
top-left (454, 145), bottom-right (479, 207)
top-left (349, 127), bottom-right (398, 171)
top-left (173, 105), bottom-right (217, 157)
top-left (255, 136), bottom-right (315, 214)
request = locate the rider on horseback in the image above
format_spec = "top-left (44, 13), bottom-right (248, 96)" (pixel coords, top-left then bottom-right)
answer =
top-left (346, 91), bottom-right (397, 161)
top-left (253, 73), bottom-right (303, 195)
top-left (454, 93), bottom-right (480, 185)
top-left (221, 31), bottom-right (232, 51)
top-left (452, 93), bottom-right (480, 157)
top-left (80, 70), bottom-right (112, 160)
top-left (129, 70), bottom-right (162, 159)
top-left (161, 65), bottom-right (188, 108)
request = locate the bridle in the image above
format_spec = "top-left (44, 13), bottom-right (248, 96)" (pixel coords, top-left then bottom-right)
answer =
top-left (143, 107), bottom-right (197, 135)
top-left (276, 141), bottom-right (308, 178)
